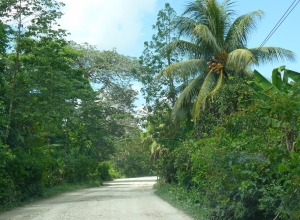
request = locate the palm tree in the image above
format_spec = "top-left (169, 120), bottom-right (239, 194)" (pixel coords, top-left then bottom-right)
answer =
top-left (159, 0), bottom-right (295, 121)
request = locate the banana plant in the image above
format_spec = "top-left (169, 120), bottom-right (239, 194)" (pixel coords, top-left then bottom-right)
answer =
top-left (254, 66), bottom-right (300, 94)
top-left (240, 66), bottom-right (300, 152)
top-left (241, 66), bottom-right (300, 106)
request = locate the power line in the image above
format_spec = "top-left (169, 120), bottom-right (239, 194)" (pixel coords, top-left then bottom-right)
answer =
top-left (241, 0), bottom-right (300, 71)
top-left (258, 0), bottom-right (298, 50)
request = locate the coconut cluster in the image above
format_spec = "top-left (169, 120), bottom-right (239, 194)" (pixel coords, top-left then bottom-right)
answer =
top-left (208, 51), bottom-right (227, 74)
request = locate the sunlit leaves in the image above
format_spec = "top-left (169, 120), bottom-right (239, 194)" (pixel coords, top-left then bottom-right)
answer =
top-left (160, 0), bottom-right (295, 122)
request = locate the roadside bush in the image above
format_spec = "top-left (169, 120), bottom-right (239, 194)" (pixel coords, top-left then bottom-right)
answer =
top-left (64, 154), bottom-right (94, 183)
top-left (156, 100), bottom-right (300, 219)
top-left (158, 150), bottom-right (178, 183)
top-left (194, 76), bottom-right (252, 138)
top-left (0, 142), bottom-right (15, 207)
top-left (190, 109), bottom-right (300, 219)
top-left (97, 161), bottom-right (113, 181)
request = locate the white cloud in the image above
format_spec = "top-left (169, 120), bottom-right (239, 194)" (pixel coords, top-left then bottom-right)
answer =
top-left (60, 0), bottom-right (156, 55)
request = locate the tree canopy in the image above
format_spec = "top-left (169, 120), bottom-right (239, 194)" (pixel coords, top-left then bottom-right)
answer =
top-left (158, 0), bottom-right (295, 121)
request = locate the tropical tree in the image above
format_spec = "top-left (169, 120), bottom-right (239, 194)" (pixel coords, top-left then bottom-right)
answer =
top-left (241, 66), bottom-right (300, 152)
top-left (139, 3), bottom-right (181, 107)
top-left (0, 0), bottom-right (66, 139)
top-left (159, 0), bottom-right (295, 121)
top-left (0, 21), bottom-right (9, 55)
top-left (69, 41), bottom-right (139, 86)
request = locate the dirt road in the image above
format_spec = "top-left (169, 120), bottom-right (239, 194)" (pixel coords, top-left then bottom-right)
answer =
top-left (0, 177), bottom-right (192, 220)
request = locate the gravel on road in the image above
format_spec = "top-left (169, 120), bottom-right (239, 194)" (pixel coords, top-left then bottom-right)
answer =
top-left (0, 176), bottom-right (192, 220)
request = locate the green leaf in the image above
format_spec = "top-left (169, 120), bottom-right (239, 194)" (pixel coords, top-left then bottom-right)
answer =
top-left (260, 117), bottom-right (286, 128)
top-left (284, 68), bottom-right (300, 84)
top-left (239, 99), bottom-right (255, 109)
top-left (158, 59), bottom-right (207, 79)
top-left (256, 92), bottom-right (272, 104)
top-left (211, 70), bottom-right (225, 94)
top-left (253, 70), bottom-right (281, 96)
top-left (227, 49), bottom-right (258, 70)
top-left (172, 74), bottom-right (205, 121)
top-left (249, 47), bottom-right (295, 65)
top-left (248, 81), bottom-right (263, 93)
top-left (271, 66), bottom-right (284, 91)
top-left (192, 70), bottom-right (217, 119)
top-left (193, 24), bottom-right (221, 53)
top-left (225, 10), bottom-right (264, 51)
top-left (278, 163), bottom-right (289, 173)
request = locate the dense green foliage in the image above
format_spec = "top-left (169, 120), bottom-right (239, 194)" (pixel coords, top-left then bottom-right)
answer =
top-left (139, 1), bottom-right (300, 220)
top-left (0, 0), bottom-right (151, 211)
top-left (154, 74), bottom-right (300, 219)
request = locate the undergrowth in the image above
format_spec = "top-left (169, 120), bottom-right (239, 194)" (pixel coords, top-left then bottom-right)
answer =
top-left (154, 182), bottom-right (207, 220)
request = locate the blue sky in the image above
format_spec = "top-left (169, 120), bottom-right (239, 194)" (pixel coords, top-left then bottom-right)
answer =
top-left (59, 0), bottom-right (300, 107)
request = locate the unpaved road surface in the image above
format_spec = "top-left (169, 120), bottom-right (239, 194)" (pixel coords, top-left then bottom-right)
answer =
top-left (0, 177), bottom-right (192, 220)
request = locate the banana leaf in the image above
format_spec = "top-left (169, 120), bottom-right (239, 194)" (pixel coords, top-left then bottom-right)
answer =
top-left (283, 68), bottom-right (300, 84)
top-left (271, 66), bottom-right (284, 91)
top-left (253, 70), bottom-right (281, 96)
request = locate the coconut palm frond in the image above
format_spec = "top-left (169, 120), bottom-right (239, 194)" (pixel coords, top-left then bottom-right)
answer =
top-left (193, 24), bottom-right (222, 53)
top-left (182, 0), bottom-right (208, 22)
top-left (192, 69), bottom-right (217, 119)
top-left (176, 16), bottom-right (197, 38)
top-left (227, 49), bottom-right (258, 70)
top-left (173, 74), bottom-right (205, 106)
top-left (221, 0), bottom-right (235, 16)
top-left (157, 58), bottom-right (207, 79)
top-left (211, 69), bottom-right (226, 95)
top-left (157, 138), bottom-right (181, 148)
top-left (150, 141), bottom-right (162, 163)
top-left (150, 141), bottom-right (158, 154)
top-left (142, 136), bottom-right (155, 148)
top-left (249, 47), bottom-right (296, 65)
top-left (175, 80), bottom-right (193, 94)
top-left (204, 0), bottom-right (230, 42)
top-left (172, 74), bottom-right (205, 120)
top-left (166, 39), bottom-right (204, 57)
top-left (225, 10), bottom-right (264, 50)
